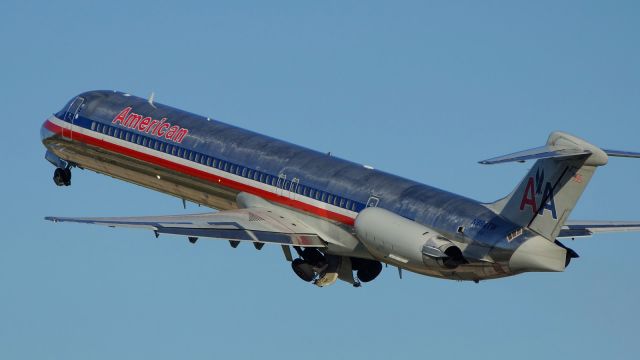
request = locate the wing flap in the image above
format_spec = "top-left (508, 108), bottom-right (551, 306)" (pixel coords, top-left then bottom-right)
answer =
top-left (46, 208), bottom-right (325, 247)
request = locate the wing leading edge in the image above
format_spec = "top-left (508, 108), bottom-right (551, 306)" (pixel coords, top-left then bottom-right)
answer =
top-left (46, 208), bottom-right (325, 247)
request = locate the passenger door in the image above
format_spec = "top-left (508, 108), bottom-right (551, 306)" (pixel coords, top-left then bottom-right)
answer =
top-left (276, 173), bottom-right (287, 197)
top-left (289, 178), bottom-right (299, 200)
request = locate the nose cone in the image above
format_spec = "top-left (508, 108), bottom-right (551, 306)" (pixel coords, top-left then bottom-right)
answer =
top-left (509, 236), bottom-right (567, 273)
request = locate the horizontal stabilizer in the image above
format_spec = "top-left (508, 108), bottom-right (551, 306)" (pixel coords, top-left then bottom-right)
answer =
top-left (558, 221), bottom-right (640, 238)
top-left (602, 149), bottom-right (640, 159)
top-left (479, 145), bottom-right (592, 165)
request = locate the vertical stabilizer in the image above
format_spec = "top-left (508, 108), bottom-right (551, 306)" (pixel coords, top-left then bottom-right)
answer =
top-left (483, 132), bottom-right (609, 241)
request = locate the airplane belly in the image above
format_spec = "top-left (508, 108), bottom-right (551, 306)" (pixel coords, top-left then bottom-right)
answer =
top-left (44, 136), bottom-right (239, 210)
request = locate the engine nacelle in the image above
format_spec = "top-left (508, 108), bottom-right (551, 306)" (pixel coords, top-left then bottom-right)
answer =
top-left (355, 207), bottom-right (466, 269)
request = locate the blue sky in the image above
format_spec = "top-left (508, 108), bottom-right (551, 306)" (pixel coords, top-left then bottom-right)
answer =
top-left (1, 1), bottom-right (639, 359)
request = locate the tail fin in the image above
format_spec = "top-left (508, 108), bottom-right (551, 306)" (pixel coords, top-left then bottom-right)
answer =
top-left (483, 132), bottom-right (610, 241)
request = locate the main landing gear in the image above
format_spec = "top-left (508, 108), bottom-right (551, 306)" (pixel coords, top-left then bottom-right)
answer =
top-left (53, 167), bottom-right (72, 186)
top-left (290, 247), bottom-right (383, 287)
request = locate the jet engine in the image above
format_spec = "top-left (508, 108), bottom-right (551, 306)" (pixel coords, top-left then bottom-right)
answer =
top-left (355, 207), bottom-right (467, 270)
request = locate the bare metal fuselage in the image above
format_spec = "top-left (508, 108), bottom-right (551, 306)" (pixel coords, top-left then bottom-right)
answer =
top-left (41, 90), bottom-right (570, 282)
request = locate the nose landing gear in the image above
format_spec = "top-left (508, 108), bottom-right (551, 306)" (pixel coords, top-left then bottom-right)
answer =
top-left (53, 167), bottom-right (72, 186)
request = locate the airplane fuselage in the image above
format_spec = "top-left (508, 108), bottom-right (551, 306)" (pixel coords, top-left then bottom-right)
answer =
top-left (41, 90), bottom-right (556, 282)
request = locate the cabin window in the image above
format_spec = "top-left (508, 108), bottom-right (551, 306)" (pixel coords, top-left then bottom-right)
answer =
top-left (327, 194), bottom-right (334, 204)
top-left (195, 153), bottom-right (201, 163)
top-left (224, 162), bottom-right (230, 172)
top-left (259, 173), bottom-right (265, 183)
top-left (242, 168), bottom-right (248, 177)
top-left (207, 157), bottom-right (213, 166)
top-left (340, 198), bottom-right (346, 208)
top-left (189, 152), bottom-right (195, 161)
top-left (321, 192), bottom-right (327, 202)
top-left (91, 122), bottom-right (96, 131)
top-left (229, 164), bottom-right (236, 173)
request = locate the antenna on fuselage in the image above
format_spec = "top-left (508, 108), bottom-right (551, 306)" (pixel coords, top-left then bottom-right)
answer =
top-left (148, 91), bottom-right (157, 108)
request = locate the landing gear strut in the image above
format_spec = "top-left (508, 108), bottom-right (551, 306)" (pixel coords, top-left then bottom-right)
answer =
top-left (53, 167), bottom-right (71, 186)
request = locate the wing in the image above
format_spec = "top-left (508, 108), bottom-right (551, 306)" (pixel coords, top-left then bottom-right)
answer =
top-left (45, 207), bottom-right (325, 247)
top-left (558, 221), bottom-right (640, 238)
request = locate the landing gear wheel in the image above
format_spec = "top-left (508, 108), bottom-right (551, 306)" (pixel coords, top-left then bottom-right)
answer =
top-left (301, 248), bottom-right (325, 266)
top-left (291, 258), bottom-right (315, 282)
top-left (356, 261), bottom-right (383, 283)
top-left (63, 168), bottom-right (71, 185)
top-left (53, 167), bottom-right (72, 186)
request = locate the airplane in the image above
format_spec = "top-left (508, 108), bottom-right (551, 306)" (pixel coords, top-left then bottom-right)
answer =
top-left (41, 90), bottom-right (640, 287)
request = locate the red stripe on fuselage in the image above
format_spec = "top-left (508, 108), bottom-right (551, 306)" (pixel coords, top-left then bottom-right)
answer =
top-left (44, 120), bottom-right (356, 226)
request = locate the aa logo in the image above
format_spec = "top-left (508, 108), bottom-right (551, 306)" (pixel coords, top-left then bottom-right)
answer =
top-left (519, 168), bottom-right (557, 219)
